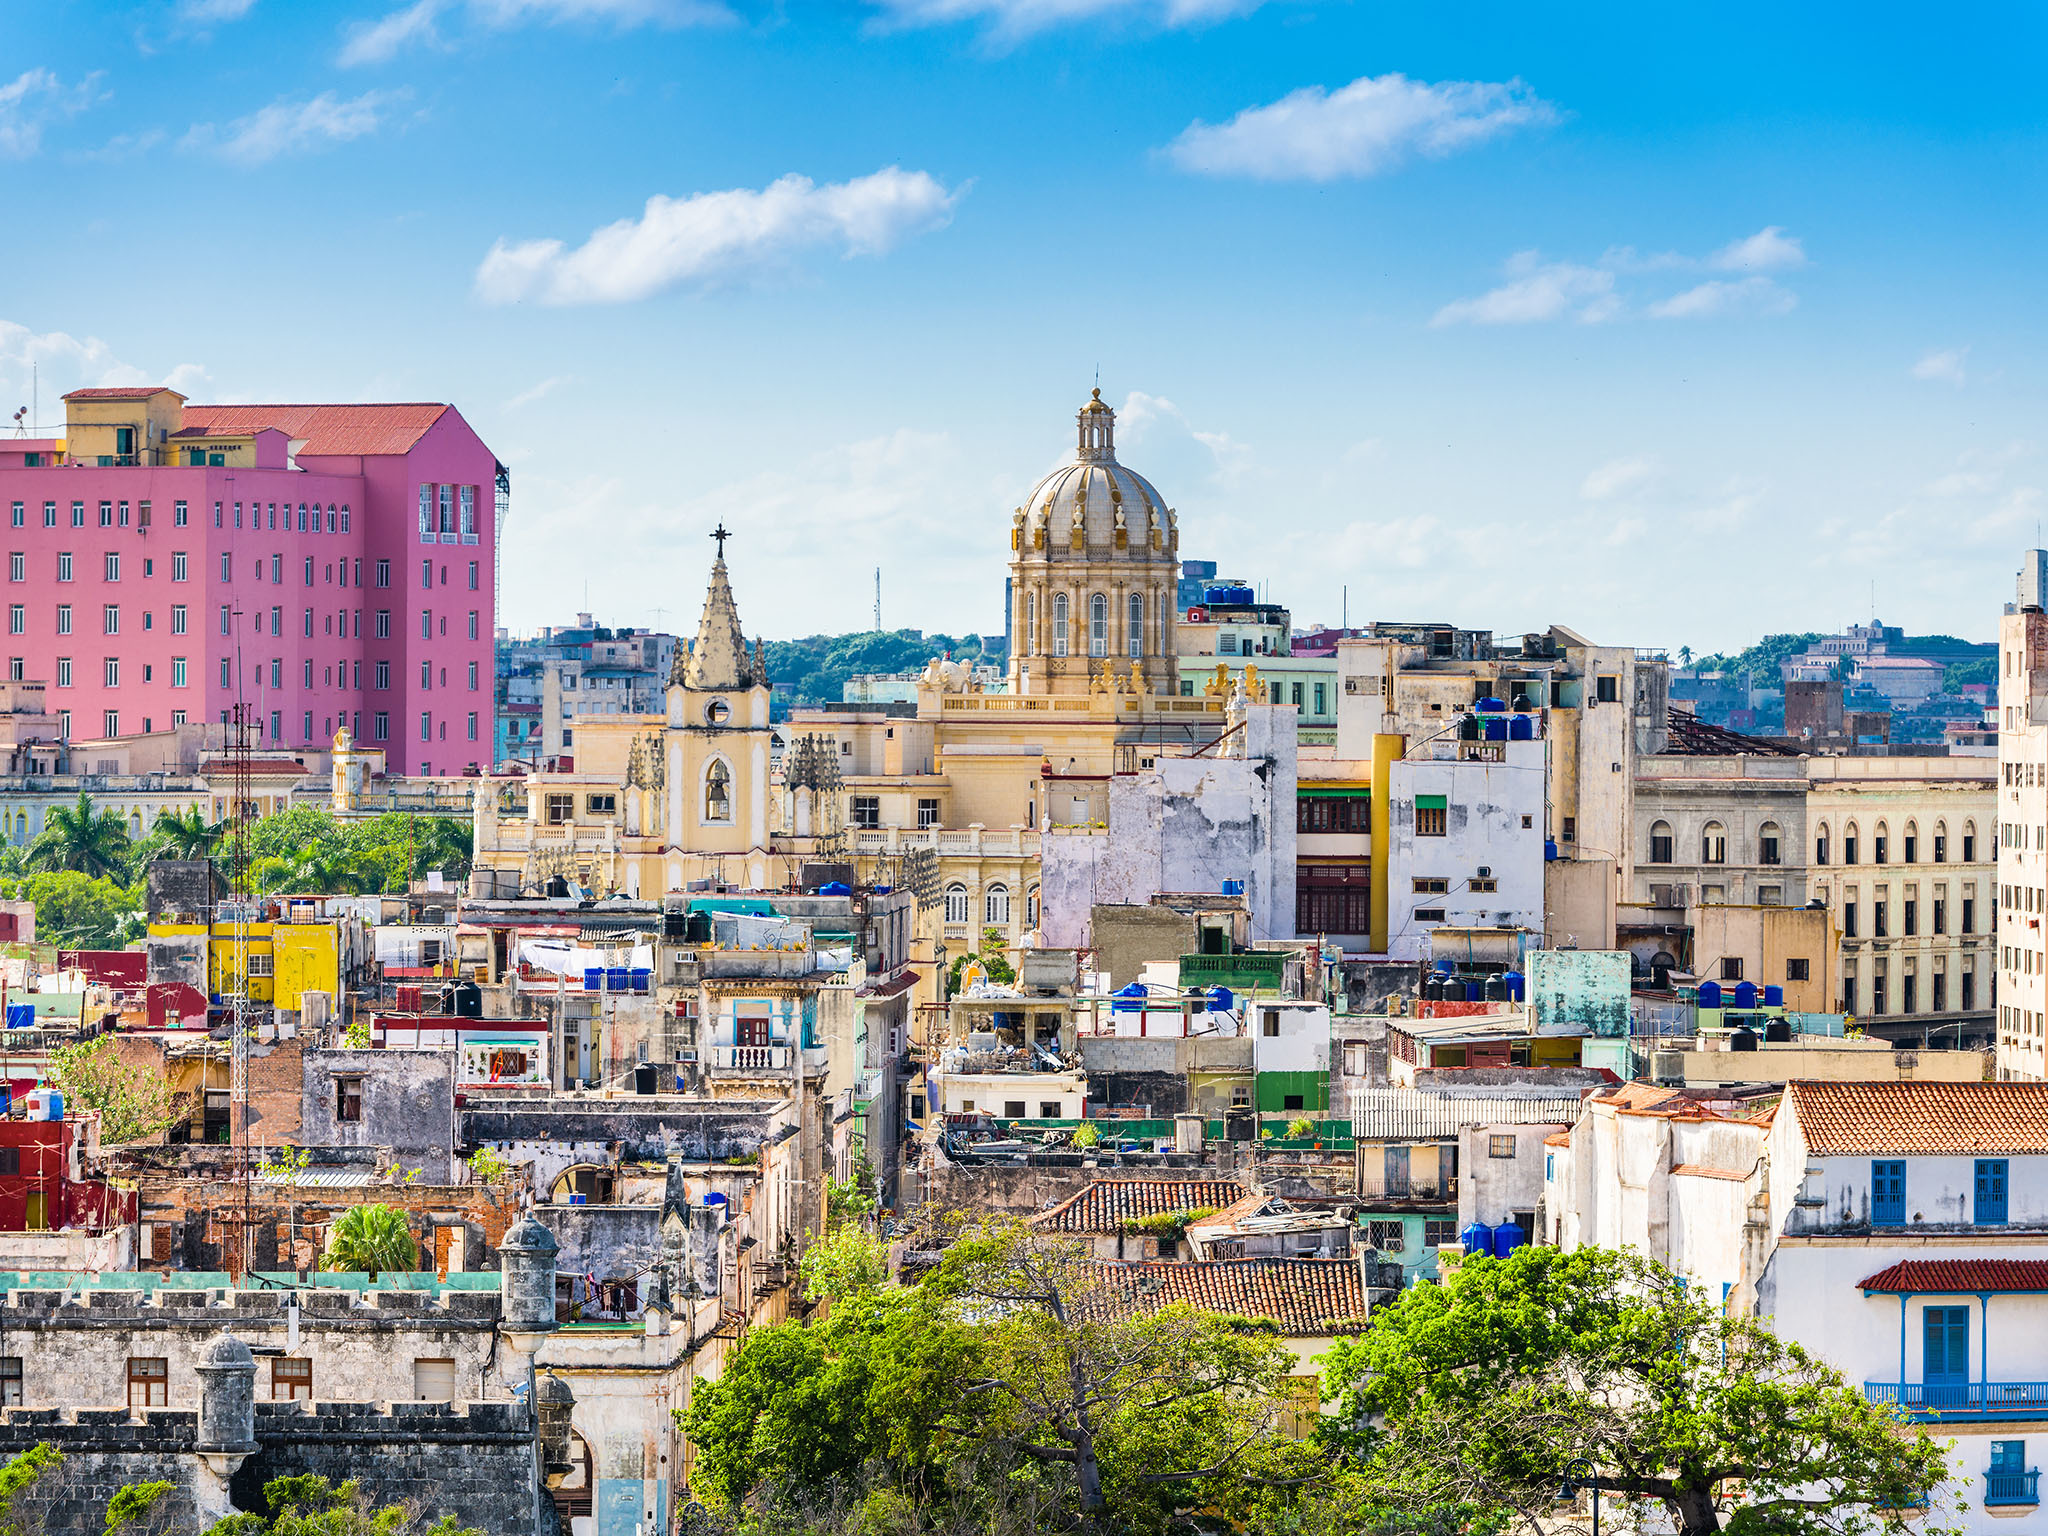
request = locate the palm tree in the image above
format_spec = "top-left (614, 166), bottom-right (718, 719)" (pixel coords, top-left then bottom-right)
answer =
top-left (149, 806), bottom-right (225, 861)
top-left (319, 1202), bottom-right (419, 1279)
top-left (28, 792), bottom-right (134, 881)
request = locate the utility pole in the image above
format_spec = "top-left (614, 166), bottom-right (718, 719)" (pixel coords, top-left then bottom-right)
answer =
top-left (874, 568), bottom-right (881, 633)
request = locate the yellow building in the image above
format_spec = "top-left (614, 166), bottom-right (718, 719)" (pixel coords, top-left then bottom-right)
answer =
top-left (145, 918), bottom-right (346, 1012)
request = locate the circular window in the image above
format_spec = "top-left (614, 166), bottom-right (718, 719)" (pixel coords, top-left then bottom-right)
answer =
top-left (704, 699), bottom-right (730, 726)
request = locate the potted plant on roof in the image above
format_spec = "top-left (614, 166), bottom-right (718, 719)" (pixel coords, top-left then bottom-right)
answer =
top-left (1286, 1115), bottom-right (1315, 1147)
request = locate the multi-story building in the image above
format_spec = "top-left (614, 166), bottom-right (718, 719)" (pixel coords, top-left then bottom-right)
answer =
top-left (1638, 731), bottom-right (1997, 1044)
top-left (1998, 551), bottom-right (2048, 1080)
top-left (0, 387), bottom-right (500, 775)
top-left (1172, 580), bottom-right (1339, 745)
top-left (495, 617), bottom-right (680, 767)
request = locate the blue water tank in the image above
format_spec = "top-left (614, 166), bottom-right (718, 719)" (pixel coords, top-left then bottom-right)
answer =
top-left (1733, 981), bottom-right (1758, 1010)
top-left (1509, 714), bottom-right (1535, 740)
top-left (1221, 879), bottom-right (1245, 896)
top-left (1763, 984), bottom-right (1785, 1007)
top-left (1205, 583), bottom-right (1257, 606)
top-left (1475, 696), bottom-right (1506, 713)
top-left (4, 1003), bottom-right (30, 1030)
top-left (1460, 1220), bottom-right (1492, 1255)
top-left (1490, 1217), bottom-right (1526, 1258)
top-left (1503, 970), bottom-right (1525, 1002)
top-left (1484, 716), bottom-right (1508, 741)
top-left (1435, 959), bottom-right (1457, 974)
top-left (1698, 980), bottom-right (1723, 1008)
top-left (819, 880), bottom-right (852, 896)
top-left (1464, 980), bottom-right (1483, 1002)
top-left (704, 1192), bottom-right (727, 1208)
top-left (1544, 837), bottom-right (1558, 861)
top-left (583, 967), bottom-right (603, 991)
top-left (1111, 982), bottom-right (1148, 1013)
top-left (1207, 986), bottom-right (1235, 1015)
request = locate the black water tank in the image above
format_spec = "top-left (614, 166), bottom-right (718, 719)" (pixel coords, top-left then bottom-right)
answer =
top-left (1730, 1027), bottom-right (1758, 1052)
top-left (451, 979), bottom-right (483, 1019)
top-left (1765, 1018), bottom-right (1792, 1043)
top-left (634, 1064), bottom-right (659, 1096)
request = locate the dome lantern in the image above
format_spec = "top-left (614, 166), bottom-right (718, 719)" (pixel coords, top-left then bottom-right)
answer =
top-left (1077, 387), bottom-right (1116, 463)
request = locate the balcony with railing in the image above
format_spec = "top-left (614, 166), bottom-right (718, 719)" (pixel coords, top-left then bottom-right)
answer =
top-left (1986, 1468), bottom-right (2040, 1507)
top-left (1864, 1380), bottom-right (2048, 1419)
top-left (712, 1045), bottom-right (790, 1071)
top-left (1179, 951), bottom-right (1287, 992)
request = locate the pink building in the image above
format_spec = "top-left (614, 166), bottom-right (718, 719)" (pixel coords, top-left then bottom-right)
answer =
top-left (0, 387), bottom-right (500, 775)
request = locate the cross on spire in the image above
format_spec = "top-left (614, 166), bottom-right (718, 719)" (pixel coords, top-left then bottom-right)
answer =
top-left (711, 523), bottom-right (731, 559)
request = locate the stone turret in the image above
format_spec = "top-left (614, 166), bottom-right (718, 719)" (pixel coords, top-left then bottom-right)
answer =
top-left (674, 552), bottom-right (758, 691)
top-left (195, 1333), bottom-right (257, 1453)
top-left (498, 1211), bottom-right (560, 1334)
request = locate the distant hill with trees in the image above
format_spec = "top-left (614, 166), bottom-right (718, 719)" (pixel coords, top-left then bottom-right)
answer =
top-left (763, 630), bottom-right (998, 712)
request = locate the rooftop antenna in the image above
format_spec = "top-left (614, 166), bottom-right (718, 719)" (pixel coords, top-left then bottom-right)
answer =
top-left (874, 567), bottom-right (881, 633)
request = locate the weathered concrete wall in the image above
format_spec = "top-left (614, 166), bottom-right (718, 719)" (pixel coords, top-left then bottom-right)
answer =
top-left (300, 1048), bottom-right (457, 1181)
top-left (1092, 904), bottom-right (1195, 987)
top-left (532, 1203), bottom-right (661, 1292)
top-left (1527, 948), bottom-right (1631, 1038)
top-left (1337, 960), bottom-right (1418, 1014)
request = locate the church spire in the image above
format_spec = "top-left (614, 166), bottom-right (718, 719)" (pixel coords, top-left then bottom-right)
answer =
top-left (673, 529), bottom-right (755, 690)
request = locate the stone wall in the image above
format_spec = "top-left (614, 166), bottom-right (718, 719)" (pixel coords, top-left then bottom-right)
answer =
top-left (300, 1048), bottom-right (458, 1182)
top-left (0, 1401), bottom-right (543, 1536)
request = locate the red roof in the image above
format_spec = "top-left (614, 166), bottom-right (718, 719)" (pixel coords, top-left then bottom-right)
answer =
top-left (199, 758), bottom-right (311, 776)
top-left (1788, 1081), bottom-right (2048, 1156)
top-left (62, 387), bottom-right (185, 401)
top-left (1084, 1257), bottom-right (1366, 1335)
top-left (180, 403), bottom-right (450, 458)
top-left (1032, 1179), bottom-right (1245, 1235)
top-left (1859, 1260), bottom-right (2048, 1295)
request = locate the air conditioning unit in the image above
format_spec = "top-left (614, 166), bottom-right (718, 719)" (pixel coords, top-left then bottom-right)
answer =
top-left (1476, 866), bottom-right (1493, 878)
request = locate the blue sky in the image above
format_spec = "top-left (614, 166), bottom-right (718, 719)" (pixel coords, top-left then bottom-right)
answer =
top-left (5, 1), bottom-right (2047, 652)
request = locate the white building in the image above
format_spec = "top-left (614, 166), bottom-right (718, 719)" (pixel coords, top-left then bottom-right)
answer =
top-left (1382, 734), bottom-right (1546, 960)
top-left (1997, 554), bottom-right (2048, 1080)
top-left (1546, 1078), bottom-right (2048, 1530)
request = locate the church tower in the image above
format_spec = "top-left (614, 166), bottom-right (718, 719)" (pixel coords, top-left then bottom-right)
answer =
top-left (1007, 390), bottom-right (1180, 697)
top-left (664, 527), bottom-right (773, 888)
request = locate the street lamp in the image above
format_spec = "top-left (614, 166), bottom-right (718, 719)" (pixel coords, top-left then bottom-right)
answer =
top-left (1561, 1457), bottom-right (1603, 1536)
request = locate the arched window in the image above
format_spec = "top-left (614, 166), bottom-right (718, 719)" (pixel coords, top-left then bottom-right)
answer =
top-left (1873, 820), bottom-right (1889, 865)
top-left (1026, 885), bottom-right (1041, 927)
top-left (1934, 820), bottom-right (1948, 863)
top-left (1759, 821), bottom-right (1782, 866)
top-left (1843, 821), bottom-right (1859, 865)
top-left (1649, 820), bottom-right (1674, 864)
top-left (1088, 593), bottom-right (1108, 658)
top-left (1127, 592), bottom-right (1143, 658)
top-left (1026, 591), bottom-right (1037, 653)
top-left (944, 883), bottom-right (969, 925)
top-left (1903, 819), bottom-right (1919, 864)
top-left (1963, 820), bottom-right (1978, 863)
top-left (985, 884), bottom-right (1011, 926)
top-left (703, 760), bottom-right (731, 823)
top-left (1815, 821), bottom-right (1830, 866)
top-left (1701, 821), bottom-right (1727, 865)
top-left (1052, 593), bottom-right (1069, 657)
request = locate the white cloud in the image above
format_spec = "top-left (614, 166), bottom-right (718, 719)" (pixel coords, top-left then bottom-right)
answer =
top-left (476, 167), bottom-right (962, 306)
top-left (1648, 275), bottom-right (1795, 319)
top-left (339, 0), bottom-right (443, 65)
top-left (1709, 226), bottom-right (1806, 272)
top-left (0, 321), bottom-right (207, 428)
top-left (1912, 347), bottom-right (1969, 387)
top-left (178, 0), bottom-right (259, 19)
top-left (183, 90), bottom-right (399, 165)
top-left (866, 0), bottom-right (1263, 37)
top-left (0, 69), bottom-right (104, 158)
top-left (73, 128), bottom-right (168, 162)
top-left (1168, 72), bottom-right (1556, 181)
top-left (1580, 457), bottom-right (1654, 501)
top-left (505, 375), bottom-right (570, 410)
top-left (1432, 252), bottom-right (1616, 326)
top-left (341, 0), bottom-right (729, 62)
top-left (1116, 390), bottom-right (1252, 490)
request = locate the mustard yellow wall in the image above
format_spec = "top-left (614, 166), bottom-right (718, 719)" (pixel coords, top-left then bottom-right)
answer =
top-left (1371, 733), bottom-right (1401, 954)
top-left (270, 924), bottom-right (341, 1012)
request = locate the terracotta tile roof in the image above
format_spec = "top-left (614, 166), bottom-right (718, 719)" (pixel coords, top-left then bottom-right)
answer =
top-left (62, 386), bottom-right (184, 401)
top-left (1859, 1259), bottom-right (2048, 1295)
top-left (180, 403), bottom-right (450, 458)
top-left (199, 759), bottom-right (311, 776)
top-left (1085, 1257), bottom-right (1366, 1336)
top-left (1787, 1081), bottom-right (2048, 1156)
top-left (1670, 1163), bottom-right (1749, 1181)
top-left (1031, 1179), bottom-right (1243, 1235)
top-left (1544, 1130), bottom-right (1571, 1147)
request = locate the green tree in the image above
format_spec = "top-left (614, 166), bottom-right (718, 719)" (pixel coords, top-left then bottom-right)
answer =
top-left (799, 1224), bottom-right (889, 1304)
top-left (0, 1443), bottom-right (62, 1536)
top-left (197, 1473), bottom-right (482, 1536)
top-left (1, 869), bottom-right (145, 948)
top-left (1322, 1245), bottom-right (1955, 1536)
top-left (147, 806), bottom-right (226, 862)
top-left (319, 1203), bottom-right (419, 1278)
top-left (29, 792), bottom-right (135, 881)
top-left (46, 1033), bottom-right (179, 1143)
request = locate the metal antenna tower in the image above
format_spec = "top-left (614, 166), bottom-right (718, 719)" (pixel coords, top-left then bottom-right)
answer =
top-left (874, 568), bottom-right (881, 633)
